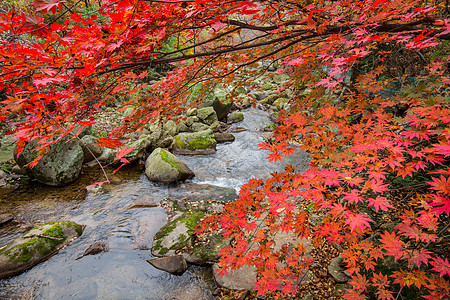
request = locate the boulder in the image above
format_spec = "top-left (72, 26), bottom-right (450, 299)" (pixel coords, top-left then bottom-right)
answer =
top-left (212, 98), bottom-right (233, 120)
top-left (214, 132), bottom-right (235, 143)
top-left (145, 148), bottom-right (194, 183)
top-left (272, 73), bottom-right (290, 84)
top-left (227, 111), bottom-right (244, 124)
top-left (213, 264), bottom-right (257, 291)
top-left (273, 98), bottom-right (290, 111)
top-left (185, 116), bottom-right (199, 126)
top-left (328, 256), bottom-right (350, 283)
top-left (121, 137), bottom-right (151, 163)
top-left (0, 221), bottom-right (83, 279)
top-left (80, 135), bottom-right (103, 163)
top-left (163, 120), bottom-right (179, 137)
top-left (186, 108), bottom-right (197, 117)
top-left (190, 122), bottom-right (210, 132)
top-left (151, 211), bottom-right (226, 264)
top-left (15, 139), bottom-right (84, 186)
top-left (196, 107), bottom-right (218, 125)
top-left (171, 130), bottom-right (217, 155)
top-left (147, 255), bottom-right (188, 275)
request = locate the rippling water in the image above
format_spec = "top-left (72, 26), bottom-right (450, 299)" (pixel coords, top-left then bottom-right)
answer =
top-left (0, 109), bottom-right (310, 299)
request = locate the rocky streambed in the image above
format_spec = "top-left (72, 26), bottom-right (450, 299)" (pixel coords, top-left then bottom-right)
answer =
top-left (0, 109), bottom-right (310, 299)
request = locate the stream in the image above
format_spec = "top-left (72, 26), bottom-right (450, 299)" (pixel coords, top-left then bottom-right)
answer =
top-left (0, 109), bottom-right (310, 299)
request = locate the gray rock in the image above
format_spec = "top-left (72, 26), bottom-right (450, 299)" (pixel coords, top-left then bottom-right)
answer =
top-left (328, 256), bottom-right (350, 283)
top-left (196, 107), bottom-right (218, 125)
top-left (0, 214), bottom-right (14, 226)
top-left (190, 122), bottom-right (210, 132)
top-left (259, 94), bottom-right (278, 105)
top-left (122, 138), bottom-right (151, 163)
top-left (273, 98), bottom-right (290, 111)
top-left (227, 111), bottom-right (244, 124)
top-left (147, 255), bottom-right (188, 275)
top-left (97, 147), bottom-right (116, 164)
top-left (186, 108), bottom-right (197, 117)
top-left (0, 170), bottom-right (6, 180)
top-left (177, 121), bottom-right (189, 133)
top-left (273, 73), bottom-right (290, 84)
top-left (80, 135), bottom-right (103, 163)
top-left (212, 98), bottom-right (233, 120)
top-left (172, 130), bottom-right (217, 155)
top-left (145, 148), bottom-right (194, 183)
top-left (214, 132), bottom-right (235, 143)
top-left (163, 120), bottom-right (179, 136)
top-left (79, 241), bottom-right (108, 258)
top-left (213, 264), bottom-right (256, 290)
top-left (10, 165), bottom-right (27, 175)
top-left (185, 116), bottom-right (199, 126)
top-left (15, 139), bottom-right (84, 186)
top-left (0, 221), bottom-right (83, 279)
top-left (152, 211), bottom-right (225, 264)
top-left (157, 136), bottom-right (174, 149)
top-left (126, 195), bottom-right (160, 209)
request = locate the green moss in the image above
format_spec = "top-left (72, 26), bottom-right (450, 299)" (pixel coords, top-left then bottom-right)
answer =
top-left (173, 135), bottom-right (215, 150)
top-left (160, 149), bottom-right (180, 170)
top-left (152, 211), bottom-right (205, 254)
top-left (158, 247), bottom-right (169, 255)
top-left (2, 221), bottom-right (83, 263)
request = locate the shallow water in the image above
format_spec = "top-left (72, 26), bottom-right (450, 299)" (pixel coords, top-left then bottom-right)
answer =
top-left (0, 109), bottom-right (310, 299)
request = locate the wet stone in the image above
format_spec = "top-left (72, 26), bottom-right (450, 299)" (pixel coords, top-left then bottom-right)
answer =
top-left (126, 195), bottom-right (161, 209)
top-left (0, 214), bottom-right (14, 226)
top-left (146, 255), bottom-right (188, 275)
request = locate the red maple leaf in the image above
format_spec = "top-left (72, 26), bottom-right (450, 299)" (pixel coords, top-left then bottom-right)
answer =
top-left (32, 0), bottom-right (66, 14)
top-left (344, 211), bottom-right (374, 232)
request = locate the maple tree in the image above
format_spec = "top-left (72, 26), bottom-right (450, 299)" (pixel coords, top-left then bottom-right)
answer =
top-left (1, 0), bottom-right (450, 298)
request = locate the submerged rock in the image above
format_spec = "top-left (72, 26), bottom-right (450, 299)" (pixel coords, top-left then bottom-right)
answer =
top-left (147, 255), bottom-right (188, 275)
top-left (145, 148), bottom-right (194, 183)
top-left (77, 241), bottom-right (108, 259)
top-left (0, 221), bottom-right (83, 279)
top-left (171, 130), bottom-right (217, 155)
top-left (15, 139), bottom-right (84, 186)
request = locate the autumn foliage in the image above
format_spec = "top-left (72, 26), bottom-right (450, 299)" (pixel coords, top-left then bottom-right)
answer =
top-left (1, 0), bottom-right (450, 298)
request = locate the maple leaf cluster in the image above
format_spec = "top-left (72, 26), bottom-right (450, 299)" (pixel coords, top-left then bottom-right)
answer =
top-left (1, 0), bottom-right (450, 298)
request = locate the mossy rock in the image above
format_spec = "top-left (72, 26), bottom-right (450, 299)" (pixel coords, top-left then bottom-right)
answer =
top-left (145, 148), bottom-right (194, 183)
top-left (152, 212), bottom-right (203, 256)
top-left (152, 211), bottom-right (224, 264)
top-left (196, 107), bottom-right (218, 125)
top-left (227, 112), bottom-right (244, 124)
top-left (171, 130), bottom-right (217, 155)
top-left (0, 221), bottom-right (83, 279)
top-left (15, 139), bottom-right (84, 186)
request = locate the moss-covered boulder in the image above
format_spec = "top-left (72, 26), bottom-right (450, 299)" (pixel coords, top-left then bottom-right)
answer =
top-left (196, 107), bottom-right (218, 125)
top-left (145, 148), bottom-right (194, 183)
top-left (151, 211), bottom-right (227, 264)
top-left (171, 130), bottom-right (217, 155)
top-left (15, 139), bottom-right (84, 186)
top-left (163, 120), bottom-right (179, 137)
top-left (227, 111), bottom-right (244, 124)
top-left (0, 221), bottom-right (83, 279)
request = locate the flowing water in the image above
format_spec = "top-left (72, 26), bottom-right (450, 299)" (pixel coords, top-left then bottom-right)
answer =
top-left (0, 109), bottom-right (310, 299)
